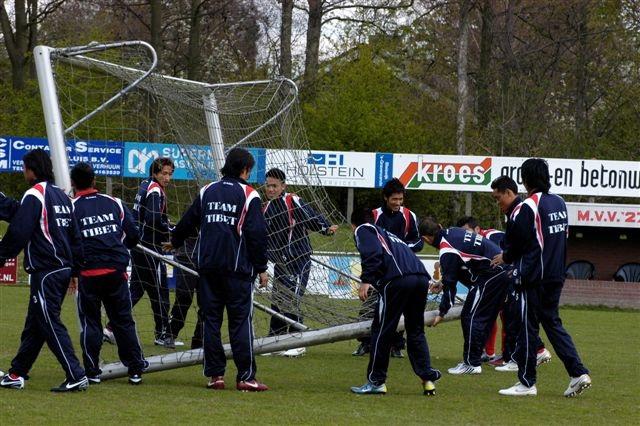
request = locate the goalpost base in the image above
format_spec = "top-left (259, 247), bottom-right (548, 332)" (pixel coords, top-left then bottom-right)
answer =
top-left (101, 306), bottom-right (462, 380)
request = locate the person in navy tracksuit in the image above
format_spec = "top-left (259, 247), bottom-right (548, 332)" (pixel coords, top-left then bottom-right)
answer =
top-left (263, 168), bottom-right (337, 343)
top-left (353, 178), bottom-right (423, 358)
top-left (420, 219), bottom-right (509, 375)
top-left (167, 236), bottom-right (204, 349)
top-left (127, 157), bottom-right (174, 346)
top-left (495, 159), bottom-right (591, 397)
top-left (0, 149), bottom-right (87, 392)
top-left (0, 191), bottom-right (19, 222)
top-left (171, 148), bottom-right (269, 392)
top-left (456, 216), bottom-right (505, 246)
top-left (70, 163), bottom-right (147, 385)
top-left (350, 208), bottom-right (440, 396)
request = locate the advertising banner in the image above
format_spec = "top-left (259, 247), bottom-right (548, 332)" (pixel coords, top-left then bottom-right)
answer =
top-left (0, 136), bottom-right (123, 176)
top-left (566, 202), bottom-right (640, 228)
top-left (124, 142), bottom-right (265, 183)
top-left (393, 154), bottom-right (640, 198)
top-left (265, 149), bottom-right (376, 188)
top-left (0, 257), bottom-right (18, 284)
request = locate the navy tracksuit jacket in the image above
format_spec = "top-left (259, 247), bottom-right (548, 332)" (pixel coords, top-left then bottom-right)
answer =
top-left (72, 189), bottom-right (146, 376)
top-left (0, 191), bottom-right (19, 222)
top-left (434, 227), bottom-right (509, 367)
top-left (263, 192), bottom-right (332, 334)
top-left (0, 181), bottom-right (85, 381)
top-left (354, 223), bottom-right (439, 386)
top-left (505, 192), bottom-right (589, 386)
top-left (478, 228), bottom-right (505, 247)
top-left (129, 178), bottom-right (171, 339)
top-left (172, 176), bottom-right (268, 382)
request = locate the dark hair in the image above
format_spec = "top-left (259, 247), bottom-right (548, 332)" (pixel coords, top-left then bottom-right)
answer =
top-left (418, 216), bottom-right (441, 237)
top-left (149, 157), bottom-right (175, 177)
top-left (266, 168), bottom-right (286, 182)
top-left (220, 148), bottom-right (255, 178)
top-left (350, 207), bottom-right (374, 226)
top-left (521, 158), bottom-right (551, 193)
top-left (456, 216), bottom-right (478, 229)
top-left (23, 149), bottom-right (54, 182)
top-left (491, 175), bottom-right (518, 194)
top-left (70, 162), bottom-right (95, 190)
top-left (382, 178), bottom-right (405, 198)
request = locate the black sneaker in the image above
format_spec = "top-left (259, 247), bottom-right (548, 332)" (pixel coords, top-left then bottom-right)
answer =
top-left (50, 376), bottom-right (89, 392)
top-left (352, 343), bottom-right (370, 356)
top-left (87, 375), bottom-right (101, 385)
top-left (390, 347), bottom-right (404, 358)
top-left (0, 373), bottom-right (25, 390)
top-left (129, 373), bottom-right (143, 385)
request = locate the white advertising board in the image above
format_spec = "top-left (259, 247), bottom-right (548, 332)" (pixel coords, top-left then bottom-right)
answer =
top-left (566, 202), bottom-right (640, 228)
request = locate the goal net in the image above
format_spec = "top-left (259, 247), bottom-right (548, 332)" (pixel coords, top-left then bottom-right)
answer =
top-left (34, 41), bottom-right (450, 378)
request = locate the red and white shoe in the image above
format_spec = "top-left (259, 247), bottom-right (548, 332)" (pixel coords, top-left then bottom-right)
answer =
top-left (489, 356), bottom-right (504, 367)
top-left (207, 376), bottom-right (225, 390)
top-left (236, 379), bottom-right (269, 392)
top-left (536, 348), bottom-right (552, 366)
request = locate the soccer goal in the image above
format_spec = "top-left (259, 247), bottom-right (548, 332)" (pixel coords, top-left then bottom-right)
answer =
top-left (33, 40), bottom-right (460, 379)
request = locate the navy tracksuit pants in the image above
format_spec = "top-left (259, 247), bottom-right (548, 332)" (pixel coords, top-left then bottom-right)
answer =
top-left (129, 249), bottom-right (170, 339)
top-left (501, 286), bottom-right (545, 362)
top-left (460, 270), bottom-right (509, 367)
top-left (358, 288), bottom-right (406, 349)
top-left (77, 271), bottom-right (147, 376)
top-left (515, 280), bottom-right (589, 387)
top-left (199, 271), bottom-right (257, 382)
top-left (168, 252), bottom-right (203, 347)
top-left (269, 255), bottom-right (310, 335)
top-left (9, 267), bottom-right (85, 381)
top-left (367, 274), bottom-right (439, 386)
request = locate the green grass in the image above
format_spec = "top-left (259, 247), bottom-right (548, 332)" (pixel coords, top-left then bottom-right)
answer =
top-left (0, 285), bottom-right (638, 425)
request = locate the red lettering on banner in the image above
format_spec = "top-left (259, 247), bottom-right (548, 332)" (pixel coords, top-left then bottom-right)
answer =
top-left (607, 211), bottom-right (617, 222)
top-left (577, 210), bottom-right (590, 222)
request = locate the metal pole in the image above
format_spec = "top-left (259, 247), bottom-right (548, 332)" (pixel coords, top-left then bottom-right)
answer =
top-left (101, 305), bottom-right (463, 379)
top-left (134, 244), bottom-right (307, 331)
top-left (203, 93), bottom-right (226, 173)
top-left (310, 256), bottom-right (361, 283)
top-left (346, 187), bottom-right (354, 226)
top-left (34, 45), bottom-right (71, 194)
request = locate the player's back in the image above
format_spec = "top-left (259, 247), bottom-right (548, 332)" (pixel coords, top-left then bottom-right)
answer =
top-left (73, 190), bottom-right (138, 272)
top-left (439, 227), bottom-right (501, 276)
top-left (196, 176), bottom-right (264, 276)
top-left (22, 182), bottom-right (77, 272)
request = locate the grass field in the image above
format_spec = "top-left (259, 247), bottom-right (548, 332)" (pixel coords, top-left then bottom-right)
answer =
top-left (0, 285), bottom-right (638, 425)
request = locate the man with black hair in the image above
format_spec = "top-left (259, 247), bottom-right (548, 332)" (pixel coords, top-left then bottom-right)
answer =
top-left (493, 159), bottom-right (591, 397)
top-left (170, 147), bottom-right (270, 392)
top-left (118, 157), bottom-right (175, 347)
top-left (489, 175), bottom-right (551, 371)
top-left (353, 178), bottom-right (422, 358)
top-left (456, 216), bottom-right (505, 246)
top-left (262, 167), bottom-right (337, 357)
top-left (350, 207), bottom-right (440, 396)
top-left (0, 191), bottom-right (19, 222)
top-left (0, 149), bottom-right (88, 392)
top-left (419, 216), bottom-right (509, 376)
top-left (70, 162), bottom-right (148, 385)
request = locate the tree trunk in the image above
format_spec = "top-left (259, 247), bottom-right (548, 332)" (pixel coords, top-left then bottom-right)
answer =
top-left (0, 0), bottom-right (34, 90)
top-left (498, 0), bottom-right (516, 156)
top-left (150, 0), bottom-right (163, 64)
top-left (477, 0), bottom-right (493, 131)
top-left (455, 0), bottom-right (473, 217)
top-left (279, 0), bottom-right (293, 78)
top-left (303, 0), bottom-right (322, 92)
top-left (574, 0), bottom-right (589, 156)
top-left (187, 0), bottom-right (203, 81)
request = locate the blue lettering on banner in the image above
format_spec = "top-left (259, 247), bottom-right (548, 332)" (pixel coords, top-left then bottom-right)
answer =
top-left (1, 136), bottom-right (123, 176)
top-left (307, 153), bottom-right (326, 165)
top-left (375, 153), bottom-right (394, 188)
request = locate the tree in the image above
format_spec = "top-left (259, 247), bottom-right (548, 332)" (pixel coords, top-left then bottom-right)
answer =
top-left (0, 0), bottom-right (65, 90)
top-left (280, 0), bottom-right (294, 77)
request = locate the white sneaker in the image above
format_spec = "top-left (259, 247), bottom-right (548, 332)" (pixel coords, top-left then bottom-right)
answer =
top-left (281, 347), bottom-right (306, 358)
top-left (564, 374), bottom-right (592, 397)
top-left (447, 362), bottom-right (481, 375)
top-left (536, 348), bottom-right (552, 366)
top-left (103, 327), bottom-right (116, 345)
top-left (499, 382), bottom-right (537, 396)
top-left (495, 360), bottom-right (519, 372)
top-left (174, 340), bottom-right (185, 347)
